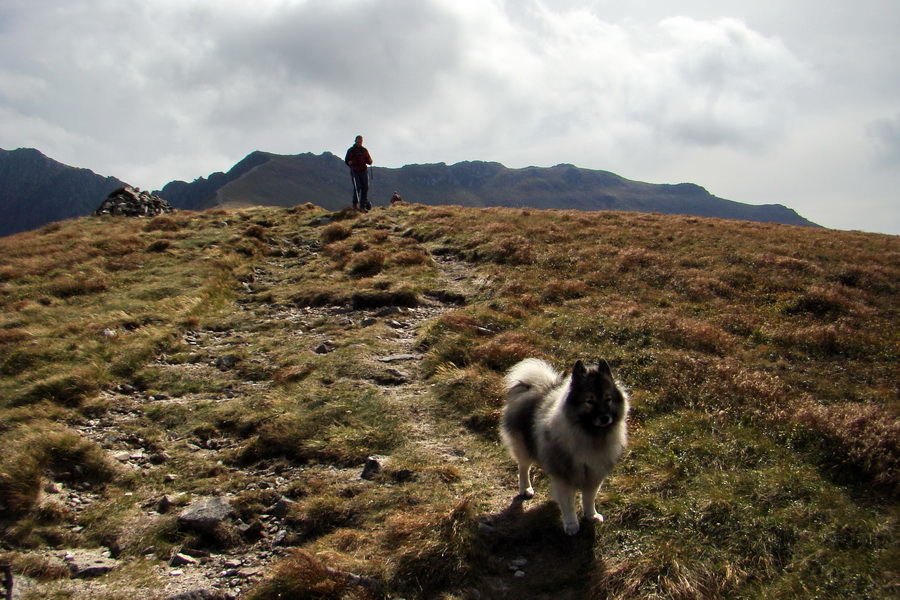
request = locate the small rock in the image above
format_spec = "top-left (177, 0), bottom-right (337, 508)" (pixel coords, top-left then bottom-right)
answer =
top-left (477, 522), bottom-right (497, 535)
top-left (215, 355), bottom-right (239, 370)
top-left (177, 497), bottom-right (235, 533)
top-left (271, 530), bottom-right (289, 547)
top-left (149, 452), bottom-right (170, 465)
top-left (361, 456), bottom-right (389, 480)
top-left (164, 591), bottom-right (227, 600)
top-left (156, 496), bottom-right (173, 514)
top-left (377, 354), bottom-right (417, 363)
top-left (237, 519), bottom-right (264, 541)
top-left (265, 497), bottom-right (297, 517)
top-left (314, 341), bottom-right (335, 354)
top-left (375, 368), bottom-right (409, 385)
top-left (64, 549), bottom-right (118, 578)
top-left (393, 469), bottom-right (416, 483)
top-left (360, 317), bottom-right (378, 327)
top-left (180, 548), bottom-right (211, 559)
top-left (170, 553), bottom-right (199, 567)
top-left (113, 451), bottom-right (132, 462)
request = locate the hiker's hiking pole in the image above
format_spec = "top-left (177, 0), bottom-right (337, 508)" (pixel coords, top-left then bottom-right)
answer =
top-left (367, 165), bottom-right (374, 211)
top-left (349, 167), bottom-right (360, 210)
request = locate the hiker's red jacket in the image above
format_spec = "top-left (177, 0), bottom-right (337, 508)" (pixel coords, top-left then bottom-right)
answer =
top-left (345, 145), bottom-right (373, 172)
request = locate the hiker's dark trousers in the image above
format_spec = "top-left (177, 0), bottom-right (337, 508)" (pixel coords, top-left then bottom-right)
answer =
top-left (351, 170), bottom-right (368, 206)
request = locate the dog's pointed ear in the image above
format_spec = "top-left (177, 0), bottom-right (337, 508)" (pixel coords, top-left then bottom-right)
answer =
top-left (572, 360), bottom-right (587, 379)
top-left (597, 359), bottom-right (612, 376)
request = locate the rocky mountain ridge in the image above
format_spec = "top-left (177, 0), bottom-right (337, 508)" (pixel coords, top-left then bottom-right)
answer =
top-left (160, 151), bottom-right (818, 227)
top-left (0, 148), bottom-right (126, 236)
top-left (1, 147), bottom-right (819, 236)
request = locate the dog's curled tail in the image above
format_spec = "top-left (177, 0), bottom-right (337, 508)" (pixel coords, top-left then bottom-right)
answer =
top-left (503, 358), bottom-right (564, 398)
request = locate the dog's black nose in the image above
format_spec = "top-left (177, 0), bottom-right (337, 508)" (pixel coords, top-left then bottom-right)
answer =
top-left (595, 415), bottom-right (613, 427)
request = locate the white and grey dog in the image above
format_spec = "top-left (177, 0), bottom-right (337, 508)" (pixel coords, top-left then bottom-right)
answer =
top-left (500, 358), bottom-right (629, 535)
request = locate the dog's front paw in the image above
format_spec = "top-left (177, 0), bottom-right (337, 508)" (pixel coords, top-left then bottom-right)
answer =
top-left (588, 513), bottom-right (604, 523)
top-left (563, 519), bottom-right (580, 535)
top-left (519, 487), bottom-right (535, 499)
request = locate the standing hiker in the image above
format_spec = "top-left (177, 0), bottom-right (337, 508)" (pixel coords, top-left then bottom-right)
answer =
top-left (345, 135), bottom-right (373, 212)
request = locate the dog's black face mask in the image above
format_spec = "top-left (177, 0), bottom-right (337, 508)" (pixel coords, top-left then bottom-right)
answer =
top-left (567, 359), bottom-right (625, 431)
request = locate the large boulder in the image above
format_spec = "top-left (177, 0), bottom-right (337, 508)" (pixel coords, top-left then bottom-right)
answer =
top-left (94, 186), bottom-right (175, 217)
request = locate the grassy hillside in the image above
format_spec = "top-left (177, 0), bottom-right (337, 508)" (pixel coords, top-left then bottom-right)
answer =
top-left (0, 203), bottom-right (896, 599)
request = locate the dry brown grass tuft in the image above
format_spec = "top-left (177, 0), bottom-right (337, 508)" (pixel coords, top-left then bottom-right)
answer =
top-left (247, 550), bottom-right (376, 600)
top-left (0, 425), bottom-right (118, 516)
top-left (783, 283), bottom-right (866, 318)
top-left (145, 239), bottom-right (171, 253)
top-left (243, 223), bottom-right (267, 240)
top-left (792, 400), bottom-right (900, 494)
top-left (389, 248), bottom-right (432, 267)
top-left (780, 322), bottom-right (880, 357)
top-left (431, 364), bottom-right (505, 433)
top-left (1, 552), bottom-right (71, 581)
top-left (471, 331), bottom-right (541, 370)
top-left (347, 250), bottom-right (388, 277)
top-left (16, 369), bottom-right (100, 408)
top-left (0, 328), bottom-right (32, 344)
top-left (44, 272), bottom-right (108, 298)
top-left (652, 314), bottom-right (735, 355)
top-left (483, 235), bottom-right (536, 264)
top-left (601, 549), bottom-right (733, 600)
top-left (382, 497), bottom-right (480, 595)
top-left (144, 215), bottom-right (180, 232)
top-left (321, 223), bottom-right (353, 245)
top-left (541, 278), bottom-right (590, 303)
top-left (273, 364), bottom-right (315, 385)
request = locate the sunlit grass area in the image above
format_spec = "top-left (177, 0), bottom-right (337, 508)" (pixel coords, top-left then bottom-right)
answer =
top-left (0, 203), bottom-right (897, 599)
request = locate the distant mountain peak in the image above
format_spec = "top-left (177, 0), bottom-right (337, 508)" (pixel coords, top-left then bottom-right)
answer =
top-left (0, 147), bottom-right (127, 236)
top-left (0, 148), bottom-right (821, 236)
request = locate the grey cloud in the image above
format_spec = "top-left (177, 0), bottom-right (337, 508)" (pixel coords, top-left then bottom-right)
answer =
top-left (866, 115), bottom-right (900, 166)
top-left (640, 17), bottom-right (813, 150)
top-left (205, 1), bottom-right (462, 109)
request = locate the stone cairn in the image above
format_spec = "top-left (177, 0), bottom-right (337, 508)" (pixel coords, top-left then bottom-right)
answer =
top-left (94, 186), bottom-right (175, 217)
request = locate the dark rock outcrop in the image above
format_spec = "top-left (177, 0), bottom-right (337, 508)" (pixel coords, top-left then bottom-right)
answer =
top-left (94, 186), bottom-right (175, 217)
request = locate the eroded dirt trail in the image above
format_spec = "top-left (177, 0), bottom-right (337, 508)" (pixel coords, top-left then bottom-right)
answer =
top-left (22, 229), bottom-right (523, 599)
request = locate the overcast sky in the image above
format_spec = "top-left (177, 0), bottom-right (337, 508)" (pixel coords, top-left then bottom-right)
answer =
top-left (2, 0), bottom-right (898, 234)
